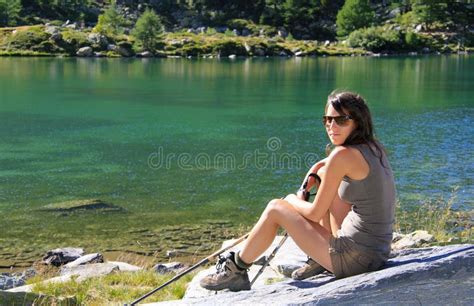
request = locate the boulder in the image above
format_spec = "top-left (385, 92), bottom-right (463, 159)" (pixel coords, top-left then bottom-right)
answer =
top-left (153, 262), bottom-right (185, 274)
top-left (254, 48), bottom-right (265, 56)
top-left (277, 29), bottom-right (287, 38)
top-left (388, 7), bottom-right (401, 19)
top-left (116, 45), bottom-right (134, 57)
top-left (59, 262), bottom-right (120, 279)
top-left (76, 47), bottom-right (93, 57)
top-left (392, 230), bottom-right (435, 250)
top-left (42, 247), bottom-right (84, 266)
top-left (149, 243), bottom-right (473, 305)
top-left (50, 32), bottom-right (62, 41)
top-left (138, 51), bottom-right (153, 58)
top-left (0, 268), bottom-right (36, 290)
top-left (243, 43), bottom-right (251, 53)
top-left (9, 261), bottom-right (142, 294)
top-left (415, 24), bottom-right (424, 32)
top-left (40, 199), bottom-right (124, 212)
top-left (0, 273), bottom-right (25, 290)
top-left (44, 25), bottom-right (59, 35)
top-left (87, 33), bottom-right (108, 47)
top-left (62, 253), bottom-right (104, 269)
top-left (107, 261), bottom-right (142, 272)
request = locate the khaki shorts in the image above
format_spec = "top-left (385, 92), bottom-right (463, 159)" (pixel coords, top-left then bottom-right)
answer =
top-left (329, 235), bottom-right (385, 279)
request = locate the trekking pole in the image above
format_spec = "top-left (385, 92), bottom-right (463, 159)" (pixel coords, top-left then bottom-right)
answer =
top-left (250, 173), bottom-right (321, 287)
top-left (128, 233), bottom-right (249, 305)
top-left (250, 232), bottom-right (288, 287)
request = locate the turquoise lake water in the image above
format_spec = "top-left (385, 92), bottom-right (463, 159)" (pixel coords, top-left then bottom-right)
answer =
top-left (0, 55), bottom-right (472, 265)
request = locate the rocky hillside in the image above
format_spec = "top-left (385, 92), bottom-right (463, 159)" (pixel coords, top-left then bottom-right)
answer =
top-left (0, 1), bottom-right (472, 57)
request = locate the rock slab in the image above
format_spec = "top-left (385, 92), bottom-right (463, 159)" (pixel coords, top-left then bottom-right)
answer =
top-left (147, 243), bottom-right (473, 305)
top-left (42, 247), bottom-right (84, 266)
top-left (62, 253), bottom-right (104, 269)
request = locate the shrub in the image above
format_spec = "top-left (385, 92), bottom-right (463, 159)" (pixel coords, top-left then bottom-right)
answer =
top-left (205, 27), bottom-right (217, 36)
top-left (227, 19), bottom-right (251, 31)
top-left (226, 19), bottom-right (258, 35)
top-left (405, 30), bottom-right (424, 49)
top-left (224, 29), bottom-right (236, 37)
top-left (347, 26), bottom-right (402, 52)
top-left (3, 26), bottom-right (49, 50)
top-left (212, 40), bottom-right (247, 56)
top-left (59, 29), bottom-right (89, 54)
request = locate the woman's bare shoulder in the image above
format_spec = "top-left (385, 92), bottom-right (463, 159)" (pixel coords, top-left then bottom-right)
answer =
top-left (328, 146), bottom-right (359, 160)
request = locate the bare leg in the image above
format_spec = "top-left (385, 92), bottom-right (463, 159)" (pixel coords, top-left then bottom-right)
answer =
top-left (328, 194), bottom-right (352, 236)
top-left (319, 211), bottom-right (332, 234)
top-left (239, 199), bottom-right (334, 272)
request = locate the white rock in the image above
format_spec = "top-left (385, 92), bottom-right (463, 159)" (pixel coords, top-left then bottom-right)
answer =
top-left (76, 47), bottom-right (93, 57)
top-left (107, 261), bottom-right (142, 272)
top-left (392, 230), bottom-right (435, 250)
top-left (62, 253), bottom-right (104, 269)
top-left (153, 262), bottom-right (184, 274)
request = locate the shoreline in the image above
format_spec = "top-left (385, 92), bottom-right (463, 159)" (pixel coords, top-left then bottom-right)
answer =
top-left (1, 24), bottom-right (472, 59)
top-left (0, 49), bottom-right (471, 59)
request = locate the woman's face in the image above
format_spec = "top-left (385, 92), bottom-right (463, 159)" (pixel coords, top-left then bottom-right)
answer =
top-left (324, 104), bottom-right (356, 146)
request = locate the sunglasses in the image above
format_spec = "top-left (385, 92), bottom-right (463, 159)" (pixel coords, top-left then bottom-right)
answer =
top-left (322, 115), bottom-right (353, 126)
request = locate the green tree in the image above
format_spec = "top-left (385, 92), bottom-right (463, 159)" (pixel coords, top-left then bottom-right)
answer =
top-left (93, 1), bottom-right (125, 36)
top-left (336, 0), bottom-right (374, 37)
top-left (0, 0), bottom-right (22, 26)
top-left (132, 8), bottom-right (164, 52)
top-left (411, 0), bottom-right (448, 25)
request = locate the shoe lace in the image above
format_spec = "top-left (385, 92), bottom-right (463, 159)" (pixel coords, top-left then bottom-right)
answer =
top-left (215, 255), bottom-right (230, 274)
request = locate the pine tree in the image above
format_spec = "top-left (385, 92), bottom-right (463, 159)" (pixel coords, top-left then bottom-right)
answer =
top-left (132, 8), bottom-right (164, 52)
top-left (0, 0), bottom-right (22, 27)
top-left (93, 1), bottom-right (125, 36)
top-left (336, 0), bottom-right (374, 37)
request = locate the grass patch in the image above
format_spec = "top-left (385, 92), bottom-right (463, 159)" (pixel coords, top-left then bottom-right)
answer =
top-left (0, 50), bottom-right (56, 56)
top-left (30, 269), bottom-right (196, 305)
top-left (395, 188), bottom-right (473, 244)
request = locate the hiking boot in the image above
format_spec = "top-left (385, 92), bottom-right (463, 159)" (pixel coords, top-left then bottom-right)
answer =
top-left (200, 252), bottom-right (251, 291)
top-left (291, 257), bottom-right (326, 280)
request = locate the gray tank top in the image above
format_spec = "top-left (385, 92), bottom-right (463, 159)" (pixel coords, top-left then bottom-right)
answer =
top-left (338, 143), bottom-right (396, 259)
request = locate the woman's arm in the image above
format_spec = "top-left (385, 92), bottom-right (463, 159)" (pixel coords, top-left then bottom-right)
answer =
top-left (286, 147), bottom-right (352, 223)
top-left (296, 158), bottom-right (327, 200)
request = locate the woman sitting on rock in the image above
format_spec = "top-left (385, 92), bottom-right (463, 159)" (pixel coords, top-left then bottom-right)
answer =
top-left (200, 90), bottom-right (396, 291)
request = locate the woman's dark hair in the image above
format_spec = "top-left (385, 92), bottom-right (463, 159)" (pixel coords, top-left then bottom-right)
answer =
top-left (325, 90), bottom-right (387, 167)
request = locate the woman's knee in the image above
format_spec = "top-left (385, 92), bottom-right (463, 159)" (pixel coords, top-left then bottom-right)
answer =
top-left (265, 199), bottom-right (288, 219)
